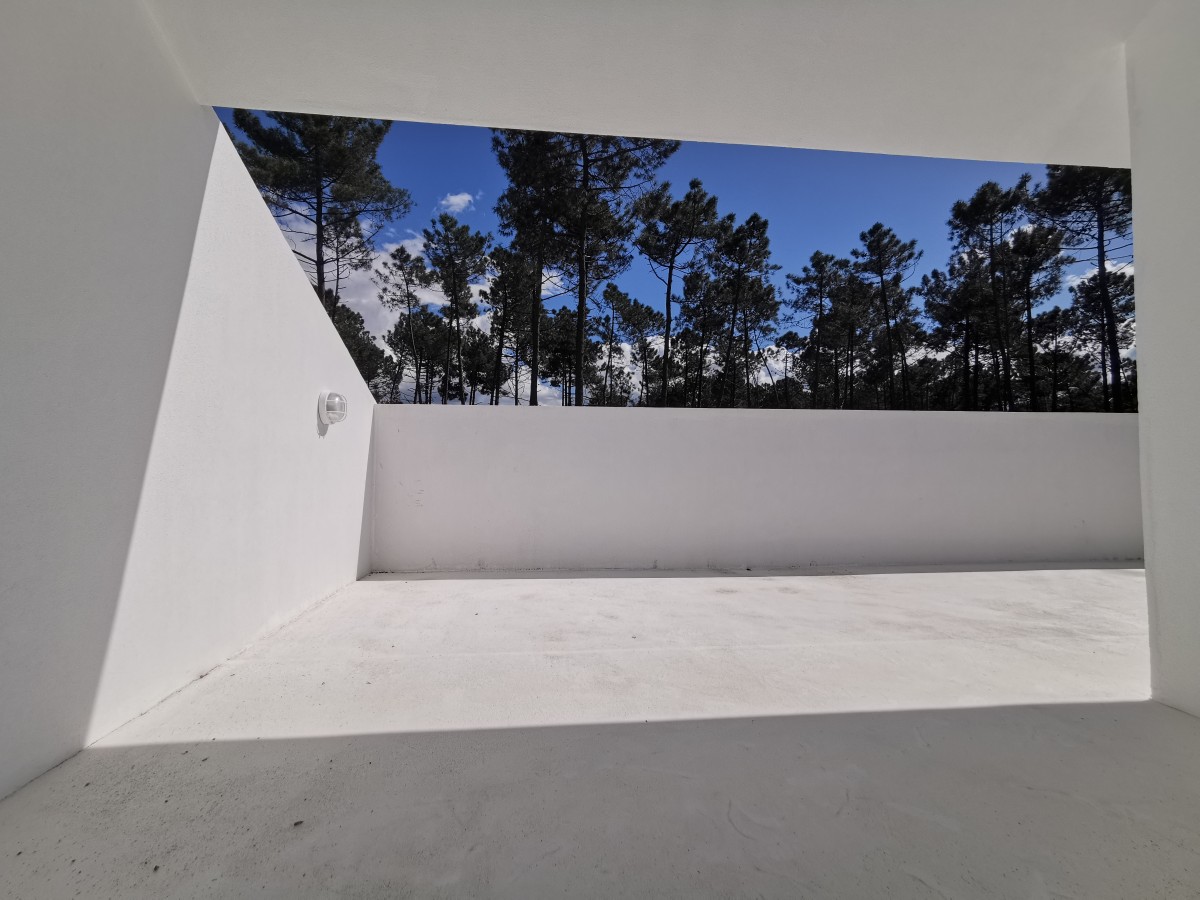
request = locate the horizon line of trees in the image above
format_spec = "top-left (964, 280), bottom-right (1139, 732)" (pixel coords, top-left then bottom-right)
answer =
top-left (230, 111), bottom-right (1136, 413)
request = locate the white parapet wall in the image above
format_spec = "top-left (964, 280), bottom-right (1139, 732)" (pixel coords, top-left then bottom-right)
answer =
top-left (372, 407), bottom-right (1143, 573)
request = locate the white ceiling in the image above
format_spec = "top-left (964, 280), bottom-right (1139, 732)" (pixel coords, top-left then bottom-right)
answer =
top-left (147, 0), bottom-right (1154, 166)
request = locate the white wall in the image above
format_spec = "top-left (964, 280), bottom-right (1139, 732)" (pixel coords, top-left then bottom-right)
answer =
top-left (1127, 0), bottom-right (1200, 717)
top-left (0, 0), bottom-right (373, 798)
top-left (0, 0), bottom-right (215, 799)
top-left (372, 408), bottom-right (1142, 573)
top-left (148, 0), bottom-right (1142, 167)
top-left (85, 127), bottom-right (376, 743)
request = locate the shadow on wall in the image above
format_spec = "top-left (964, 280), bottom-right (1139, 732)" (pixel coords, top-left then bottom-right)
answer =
top-left (1, 701), bottom-right (1198, 897)
top-left (0, 0), bottom-right (221, 800)
top-left (1, 5), bottom-right (376, 798)
top-left (81, 125), bottom-right (376, 759)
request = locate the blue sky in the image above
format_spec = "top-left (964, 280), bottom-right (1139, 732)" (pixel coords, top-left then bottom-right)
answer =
top-left (217, 109), bottom-right (1102, 339)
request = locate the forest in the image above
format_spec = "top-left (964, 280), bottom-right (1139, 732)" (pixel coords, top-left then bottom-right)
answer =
top-left (229, 111), bottom-right (1137, 412)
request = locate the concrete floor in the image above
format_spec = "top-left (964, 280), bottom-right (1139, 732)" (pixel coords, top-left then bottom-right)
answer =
top-left (3, 566), bottom-right (1199, 898)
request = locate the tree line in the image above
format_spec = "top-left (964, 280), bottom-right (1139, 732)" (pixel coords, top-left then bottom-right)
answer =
top-left (231, 111), bottom-right (1136, 412)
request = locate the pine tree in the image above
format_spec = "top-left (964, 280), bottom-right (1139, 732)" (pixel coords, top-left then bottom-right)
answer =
top-left (852, 224), bottom-right (922, 409)
top-left (1005, 224), bottom-right (1066, 409)
top-left (375, 243), bottom-right (429, 401)
top-left (634, 179), bottom-right (719, 404)
top-left (705, 214), bottom-right (780, 407)
top-left (610, 291), bottom-right (666, 405)
top-left (230, 111), bottom-right (411, 303)
top-left (677, 269), bottom-right (724, 408)
top-left (1032, 166), bottom-right (1134, 412)
top-left (554, 134), bottom-right (679, 405)
top-left (420, 214), bottom-right (491, 404)
top-left (492, 130), bottom-right (575, 405)
top-left (787, 253), bottom-right (852, 408)
top-left (325, 297), bottom-right (384, 388)
top-left (947, 178), bottom-right (1029, 409)
top-left (481, 246), bottom-right (533, 405)
top-left (1068, 270), bottom-right (1136, 411)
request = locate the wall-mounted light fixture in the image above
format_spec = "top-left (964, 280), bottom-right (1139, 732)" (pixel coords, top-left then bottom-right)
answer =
top-left (318, 391), bottom-right (348, 426)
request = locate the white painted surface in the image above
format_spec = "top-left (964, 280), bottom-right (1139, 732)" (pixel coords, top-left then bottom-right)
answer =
top-left (146, 0), bottom-right (1144, 167)
top-left (1127, 0), bottom-right (1200, 717)
top-left (3, 568), bottom-right (1187, 899)
top-left (85, 127), bottom-right (376, 745)
top-left (0, 1), bottom-right (373, 798)
top-left (372, 408), bottom-right (1143, 573)
top-left (0, 0), bottom-right (217, 800)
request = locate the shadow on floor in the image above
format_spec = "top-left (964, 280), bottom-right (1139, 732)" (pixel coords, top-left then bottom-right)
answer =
top-left (2, 700), bottom-right (1198, 898)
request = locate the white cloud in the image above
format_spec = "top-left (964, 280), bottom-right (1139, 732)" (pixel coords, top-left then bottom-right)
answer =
top-left (541, 268), bottom-right (571, 300)
top-left (1065, 260), bottom-right (1134, 291)
top-left (396, 231), bottom-right (426, 256)
top-left (378, 358), bottom-right (567, 406)
top-left (334, 262), bottom-right (396, 344)
top-left (243, 192), bottom-right (490, 356)
top-left (471, 309), bottom-right (493, 334)
top-left (437, 191), bottom-right (476, 214)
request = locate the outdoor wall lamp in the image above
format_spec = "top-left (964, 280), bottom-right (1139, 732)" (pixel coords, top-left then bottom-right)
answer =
top-left (318, 391), bottom-right (348, 425)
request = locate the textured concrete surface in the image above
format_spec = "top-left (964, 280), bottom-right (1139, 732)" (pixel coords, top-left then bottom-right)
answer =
top-left (4, 567), bottom-right (1198, 898)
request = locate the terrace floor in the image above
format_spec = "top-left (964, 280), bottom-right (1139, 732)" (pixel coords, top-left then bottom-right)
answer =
top-left (4, 566), bottom-right (1200, 898)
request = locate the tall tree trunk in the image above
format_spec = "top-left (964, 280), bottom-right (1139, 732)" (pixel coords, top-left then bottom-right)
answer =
top-left (1099, 337), bottom-right (1111, 411)
top-left (845, 328), bottom-right (856, 408)
top-left (1023, 278), bottom-right (1038, 410)
top-left (490, 289), bottom-right (507, 405)
top-left (972, 341), bottom-right (981, 410)
top-left (660, 259), bottom-right (675, 406)
top-left (454, 306), bottom-right (466, 405)
top-left (513, 343), bottom-right (522, 406)
top-left (831, 346), bottom-right (841, 409)
top-left (721, 281), bottom-right (743, 408)
top-left (640, 340), bottom-right (651, 403)
top-left (988, 338), bottom-right (1004, 410)
top-left (962, 317), bottom-right (973, 411)
top-left (1050, 313), bottom-right (1061, 412)
top-left (987, 229), bottom-right (1014, 410)
top-left (574, 138), bottom-right (590, 407)
top-left (1094, 199), bottom-right (1125, 412)
top-left (811, 293), bottom-right (825, 407)
top-left (742, 319), bottom-right (752, 408)
top-left (314, 155), bottom-right (326, 303)
top-left (877, 273), bottom-right (897, 409)
top-left (680, 344), bottom-right (691, 408)
top-left (604, 315), bottom-right (615, 405)
top-left (391, 360), bottom-right (404, 403)
top-left (529, 251), bottom-right (542, 406)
